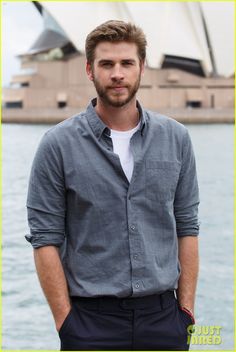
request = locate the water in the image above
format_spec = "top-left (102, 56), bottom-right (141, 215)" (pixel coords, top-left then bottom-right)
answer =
top-left (2, 123), bottom-right (234, 350)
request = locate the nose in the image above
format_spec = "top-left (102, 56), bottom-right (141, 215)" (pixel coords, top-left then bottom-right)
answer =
top-left (110, 64), bottom-right (124, 81)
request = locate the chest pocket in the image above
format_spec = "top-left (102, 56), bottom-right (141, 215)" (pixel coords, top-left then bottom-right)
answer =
top-left (145, 160), bottom-right (180, 203)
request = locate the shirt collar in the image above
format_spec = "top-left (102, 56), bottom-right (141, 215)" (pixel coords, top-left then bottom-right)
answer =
top-left (86, 98), bottom-right (146, 139)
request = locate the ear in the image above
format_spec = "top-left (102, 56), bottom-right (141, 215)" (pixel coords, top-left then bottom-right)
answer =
top-left (86, 62), bottom-right (94, 81)
top-left (140, 60), bottom-right (145, 76)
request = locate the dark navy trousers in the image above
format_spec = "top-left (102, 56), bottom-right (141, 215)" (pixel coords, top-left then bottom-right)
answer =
top-left (58, 291), bottom-right (193, 351)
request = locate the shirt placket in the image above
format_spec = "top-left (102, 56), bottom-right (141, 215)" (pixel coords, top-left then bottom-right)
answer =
top-left (126, 131), bottom-right (144, 295)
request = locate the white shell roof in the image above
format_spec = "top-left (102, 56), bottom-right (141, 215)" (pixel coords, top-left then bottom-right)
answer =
top-left (39, 1), bottom-right (234, 77)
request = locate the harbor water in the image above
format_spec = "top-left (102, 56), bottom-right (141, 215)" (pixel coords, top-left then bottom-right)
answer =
top-left (2, 122), bottom-right (234, 350)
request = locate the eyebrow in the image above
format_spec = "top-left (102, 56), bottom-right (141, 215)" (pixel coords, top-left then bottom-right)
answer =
top-left (98, 59), bottom-right (137, 65)
top-left (97, 60), bottom-right (113, 65)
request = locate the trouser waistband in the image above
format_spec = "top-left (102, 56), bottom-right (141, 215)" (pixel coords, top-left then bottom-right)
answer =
top-left (71, 290), bottom-right (176, 310)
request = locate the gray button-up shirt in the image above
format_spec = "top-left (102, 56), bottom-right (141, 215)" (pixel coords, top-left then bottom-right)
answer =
top-left (26, 99), bottom-right (199, 298)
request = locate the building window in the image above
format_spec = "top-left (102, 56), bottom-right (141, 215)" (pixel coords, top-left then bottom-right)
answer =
top-left (58, 101), bottom-right (67, 108)
top-left (162, 55), bottom-right (205, 77)
top-left (186, 101), bottom-right (202, 108)
top-left (5, 101), bottom-right (23, 108)
top-left (186, 89), bottom-right (203, 108)
top-left (211, 94), bottom-right (215, 108)
top-left (21, 82), bottom-right (29, 87)
top-left (57, 92), bottom-right (67, 108)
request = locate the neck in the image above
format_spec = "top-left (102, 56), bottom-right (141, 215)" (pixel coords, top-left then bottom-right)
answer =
top-left (95, 97), bottom-right (139, 131)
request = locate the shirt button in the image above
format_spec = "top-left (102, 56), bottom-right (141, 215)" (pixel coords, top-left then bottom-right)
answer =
top-left (133, 254), bottom-right (138, 260)
top-left (130, 225), bottom-right (136, 231)
top-left (135, 283), bottom-right (140, 289)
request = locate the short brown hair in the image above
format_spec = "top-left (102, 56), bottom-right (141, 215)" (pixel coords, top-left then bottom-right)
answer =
top-left (85, 20), bottom-right (147, 65)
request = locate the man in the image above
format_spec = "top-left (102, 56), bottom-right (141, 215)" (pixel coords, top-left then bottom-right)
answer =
top-left (26, 20), bottom-right (199, 351)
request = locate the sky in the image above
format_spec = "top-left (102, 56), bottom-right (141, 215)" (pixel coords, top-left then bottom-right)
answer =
top-left (2, 1), bottom-right (42, 87)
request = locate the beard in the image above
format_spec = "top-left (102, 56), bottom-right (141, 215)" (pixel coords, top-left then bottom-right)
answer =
top-left (92, 72), bottom-right (141, 108)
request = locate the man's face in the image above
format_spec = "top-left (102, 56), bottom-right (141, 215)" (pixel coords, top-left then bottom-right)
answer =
top-left (86, 41), bottom-right (144, 108)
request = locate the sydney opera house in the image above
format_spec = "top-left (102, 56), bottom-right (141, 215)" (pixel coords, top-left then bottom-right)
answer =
top-left (2, 1), bottom-right (235, 123)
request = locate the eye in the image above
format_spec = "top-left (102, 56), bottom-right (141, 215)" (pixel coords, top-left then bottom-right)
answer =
top-left (102, 62), bottom-right (113, 68)
top-left (123, 61), bottom-right (134, 66)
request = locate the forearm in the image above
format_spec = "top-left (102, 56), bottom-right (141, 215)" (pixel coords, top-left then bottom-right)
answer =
top-left (34, 246), bottom-right (71, 331)
top-left (177, 236), bottom-right (199, 315)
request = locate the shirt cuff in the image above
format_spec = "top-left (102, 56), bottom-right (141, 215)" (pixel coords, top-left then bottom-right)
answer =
top-left (177, 226), bottom-right (200, 237)
top-left (25, 232), bottom-right (65, 249)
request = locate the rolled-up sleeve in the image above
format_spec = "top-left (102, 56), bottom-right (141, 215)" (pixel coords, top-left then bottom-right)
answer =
top-left (26, 132), bottom-right (66, 248)
top-left (174, 130), bottom-right (200, 237)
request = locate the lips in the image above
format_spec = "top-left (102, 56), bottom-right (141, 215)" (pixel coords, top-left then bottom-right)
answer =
top-left (109, 86), bottom-right (127, 89)
top-left (109, 85), bottom-right (127, 92)
top-left (107, 85), bottom-right (128, 94)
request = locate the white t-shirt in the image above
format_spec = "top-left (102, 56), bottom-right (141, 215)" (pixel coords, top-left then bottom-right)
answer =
top-left (110, 122), bottom-right (140, 182)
